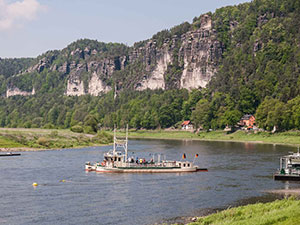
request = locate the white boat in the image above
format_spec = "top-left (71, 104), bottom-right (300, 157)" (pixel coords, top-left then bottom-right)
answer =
top-left (85, 127), bottom-right (207, 173)
top-left (274, 147), bottom-right (300, 181)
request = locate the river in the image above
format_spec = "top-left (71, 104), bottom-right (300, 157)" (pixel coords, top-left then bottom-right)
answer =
top-left (0, 139), bottom-right (299, 225)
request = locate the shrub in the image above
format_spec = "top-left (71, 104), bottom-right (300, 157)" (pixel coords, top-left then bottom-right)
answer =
top-left (70, 125), bottom-right (84, 133)
top-left (23, 121), bottom-right (32, 128)
top-left (92, 131), bottom-right (113, 144)
top-left (43, 123), bottom-right (55, 129)
top-left (37, 137), bottom-right (50, 147)
top-left (84, 126), bottom-right (96, 134)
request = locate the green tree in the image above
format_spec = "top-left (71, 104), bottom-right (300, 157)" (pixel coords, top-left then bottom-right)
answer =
top-left (223, 109), bottom-right (242, 127)
top-left (191, 99), bottom-right (212, 130)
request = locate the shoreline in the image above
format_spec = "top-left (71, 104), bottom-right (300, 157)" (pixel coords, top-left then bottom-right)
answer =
top-left (0, 144), bottom-right (108, 152)
top-left (119, 130), bottom-right (300, 148)
top-left (1, 128), bottom-right (300, 151)
top-left (129, 136), bottom-right (300, 148)
top-left (266, 188), bottom-right (300, 195)
top-left (182, 194), bottom-right (300, 225)
top-left (163, 192), bottom-right (290, 225)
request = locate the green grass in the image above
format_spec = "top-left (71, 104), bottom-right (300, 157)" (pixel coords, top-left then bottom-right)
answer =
top-left (189, 198), bottom-right (300, 225)
top-left (0, 135), bottom-right (26, 148)
top-left (0, 128), bottom-right (112, 150)
top-left (1, 128), bottom-right (300, 150)
top-left (113, 130), bottom-right (300, 146)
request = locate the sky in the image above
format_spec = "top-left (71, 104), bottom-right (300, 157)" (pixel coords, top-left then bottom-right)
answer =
top-left (0, 0), bottom-right (251, 58)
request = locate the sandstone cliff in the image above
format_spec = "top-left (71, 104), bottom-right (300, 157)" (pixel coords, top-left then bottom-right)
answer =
top-left (5, 14), bottom-right (224, 97)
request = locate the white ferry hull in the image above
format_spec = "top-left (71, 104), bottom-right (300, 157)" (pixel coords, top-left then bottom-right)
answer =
top-left (95, 166), bottom-right (207, 173)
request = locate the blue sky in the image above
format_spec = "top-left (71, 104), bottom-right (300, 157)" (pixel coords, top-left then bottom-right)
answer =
top-left (0, 0), bottom-right (251, 58)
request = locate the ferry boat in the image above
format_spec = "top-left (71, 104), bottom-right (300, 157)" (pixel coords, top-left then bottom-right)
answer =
top-left (85, 127), bottom-right (208, 173)
top-left (274, 147), bottom-right (300, 181)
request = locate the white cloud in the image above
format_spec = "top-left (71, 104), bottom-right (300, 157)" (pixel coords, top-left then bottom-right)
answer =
top-left (0, 0), bottom-right (46, 31)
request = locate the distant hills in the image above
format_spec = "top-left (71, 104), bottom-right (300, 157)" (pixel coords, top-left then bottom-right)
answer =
top-left (0, 0), bottom-right (299, 132)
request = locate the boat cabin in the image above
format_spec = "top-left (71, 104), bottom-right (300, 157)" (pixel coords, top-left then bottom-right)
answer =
top-left (176, 161), bottom-right (193, 168)
top-left (279, 151), bottom-right (300, 175)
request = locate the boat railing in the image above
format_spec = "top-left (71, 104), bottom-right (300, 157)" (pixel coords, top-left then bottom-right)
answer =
top-left (125, 162), bottom-right (165, 168)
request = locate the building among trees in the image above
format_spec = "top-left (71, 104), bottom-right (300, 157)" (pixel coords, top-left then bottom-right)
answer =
top-left (238, 114), bottom-right (256, 129)
top-left (181, 120), bottom-right (194, 130)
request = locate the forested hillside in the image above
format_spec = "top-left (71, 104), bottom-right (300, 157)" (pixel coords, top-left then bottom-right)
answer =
top-left (0, 0), bottom-right (299, 133)
top-left (0, 58), bottom-right (34, 95)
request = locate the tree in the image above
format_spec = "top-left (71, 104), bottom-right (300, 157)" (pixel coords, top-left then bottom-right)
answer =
top-left (84, 114), bottom-right (98, 133)
top-left (255, 97), bottom-right (290, 131)
top-left (223, 109), bottom-right (242, 127)
top-left (191, 99), bottom-right (212, 130)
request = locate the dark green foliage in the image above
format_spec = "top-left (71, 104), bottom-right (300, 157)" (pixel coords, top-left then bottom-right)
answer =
top-left (0, 58), bottom-right (34, 95)
top-left (0, 58), bottom-right (34, 79)
top-left (152, 22), bottom-right (190, 48)
top-left (256, 96), bottom-right (300, 131)
top-left (191, 99), bottom-right (212, 130)
top-left (0, 89), bottom-right (192, 130)
top-left (209, 0), bottom-right (300, 109)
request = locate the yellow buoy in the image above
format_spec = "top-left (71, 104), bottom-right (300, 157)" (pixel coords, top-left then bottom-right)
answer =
top-left (32, 182), bottom-right (38, 186)
top-left (61, 180), bottom-right (66, 183)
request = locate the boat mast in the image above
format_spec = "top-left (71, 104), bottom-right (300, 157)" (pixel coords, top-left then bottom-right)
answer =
top-left (113, 84), bottom-right (117, 155)
top-left (125, 124), bottom-right (128, 162)
top-left (113, 125), bottom-right (117, 154)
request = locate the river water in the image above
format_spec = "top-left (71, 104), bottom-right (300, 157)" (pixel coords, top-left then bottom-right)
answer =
top-left (1, 139), bottom-right (299, 225)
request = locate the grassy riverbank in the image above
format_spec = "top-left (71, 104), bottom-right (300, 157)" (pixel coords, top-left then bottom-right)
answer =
top-left (114, 130), bottom-right (300, 146)
top-left (1, 128), bottom-right (300, 151)
top-left (0, 128), bottom-right (112, 151)
top-left (188, 198), bottom-right (300, 225)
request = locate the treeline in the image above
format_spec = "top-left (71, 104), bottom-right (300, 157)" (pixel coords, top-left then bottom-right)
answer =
top-left (1, 88), bottom-right (300, 133)
top-left (0, 89), bottom-right (194, 133)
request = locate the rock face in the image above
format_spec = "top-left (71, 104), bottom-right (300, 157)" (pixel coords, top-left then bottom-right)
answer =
top-left (64, 57), bottom-right (123, 96)
top-left (6, 87), bottom-right (35, 97)
top-left (179, 15), bottom-right (223, 90)
top-left (65, 63), bottom-right (87, 96)
top-left (66, 78), bottom-right (85, 96)
top-left (136, 14), bottom-right (223, 91)
top-left (88, 72), bottom-right (112, 96)
top-left (6, 14), bottom-right (224, 97)
top-left (136, 44), bottom-right (171, 90)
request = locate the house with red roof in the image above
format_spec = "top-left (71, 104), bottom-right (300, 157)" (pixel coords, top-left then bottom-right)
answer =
top-left (181, 120), bottom-right (194, 130)
top-left (238, 114), bottom-right (256, 129)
